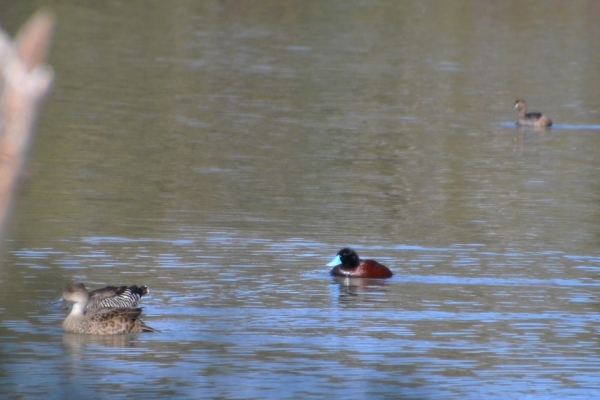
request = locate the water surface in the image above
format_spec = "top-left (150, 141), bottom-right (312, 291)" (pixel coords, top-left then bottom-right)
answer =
top-left (1, 1), bottom-right (600, 399)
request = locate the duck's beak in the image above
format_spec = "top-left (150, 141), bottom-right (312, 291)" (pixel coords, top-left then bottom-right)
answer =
top-left (326, 255), bottom-right (342, 267)
top-left (51, 296), bottom-right (71, 309)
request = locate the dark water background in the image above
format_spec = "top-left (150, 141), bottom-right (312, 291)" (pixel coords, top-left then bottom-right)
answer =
top-left (1, 1), bottom-right (600, 399)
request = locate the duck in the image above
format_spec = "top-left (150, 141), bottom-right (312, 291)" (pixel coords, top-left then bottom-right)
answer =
top-left (514, 99), bottom-right (552, 127)
top-left (327, 247), bottom-right (393, 279)
top-left (85, 284), bottom-right (149, 311)
top-left (61, 282), bottom-right (155, 335)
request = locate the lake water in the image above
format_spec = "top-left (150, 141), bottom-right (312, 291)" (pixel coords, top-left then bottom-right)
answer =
top-left (1, 1), bottom-right (600, 399)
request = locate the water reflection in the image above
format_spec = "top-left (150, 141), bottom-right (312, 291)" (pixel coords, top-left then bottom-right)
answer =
top-left (331, 276), bottom-right (391, 302)
top-left (62, 332), bottom-right (142, 349)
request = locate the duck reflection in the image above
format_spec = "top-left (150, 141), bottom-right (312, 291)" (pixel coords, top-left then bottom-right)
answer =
top-left (62, 331), bottom-right (142, 349)
top-left (514, 126), bottom-right (550, 152)
top-left (330, 276), bottom-right (391, 305)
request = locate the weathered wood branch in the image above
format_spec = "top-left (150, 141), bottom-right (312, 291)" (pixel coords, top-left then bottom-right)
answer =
top-left (0, 12), bottom-right (55, 243)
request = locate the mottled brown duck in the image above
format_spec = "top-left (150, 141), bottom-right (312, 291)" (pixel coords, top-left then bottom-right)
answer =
top-left (61, 283), bottom-right (155, 335)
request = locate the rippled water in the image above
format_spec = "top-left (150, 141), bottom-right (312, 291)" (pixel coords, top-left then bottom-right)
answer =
top-left (3, 235), bottom-right (600, 398)
top-left (1, 1), bottom-right (600, 399)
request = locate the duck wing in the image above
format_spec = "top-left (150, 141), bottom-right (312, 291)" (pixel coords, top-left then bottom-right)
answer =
top-left (84, 307), bottom-right (153, 334)
top-left (87, 285), bottom-right (149, 310)
top-left (525, 112), bottom-right (543, 120)
top-left (89, 285), bottom-right (127, 301)
top-left (88, 307), bottom-right (143, 323)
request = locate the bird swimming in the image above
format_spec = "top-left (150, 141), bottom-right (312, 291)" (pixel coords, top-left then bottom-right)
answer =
top-left (61, 282), bottom-right (155, 335)
top-left (515, 99), bottom-right (552, 127)
top-left (327, 247), bottom-right (393, 279)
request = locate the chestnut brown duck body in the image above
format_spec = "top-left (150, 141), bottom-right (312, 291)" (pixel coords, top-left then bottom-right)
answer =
top-left (327, 248), bottom-right (393, 279)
